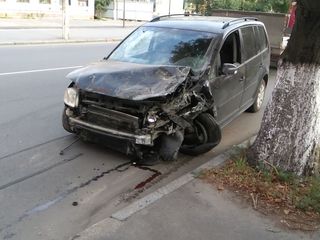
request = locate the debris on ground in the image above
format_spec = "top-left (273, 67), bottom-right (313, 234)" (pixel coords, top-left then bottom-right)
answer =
top-left (200, 156), bottom-right (320, 232)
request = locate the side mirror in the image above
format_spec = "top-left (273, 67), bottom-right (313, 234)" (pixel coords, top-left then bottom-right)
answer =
top-left (222, 63), bottom-right (238, 75)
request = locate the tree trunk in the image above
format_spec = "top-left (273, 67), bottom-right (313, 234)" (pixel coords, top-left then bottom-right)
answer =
top-left (247, 0), bottom-right (320, 176)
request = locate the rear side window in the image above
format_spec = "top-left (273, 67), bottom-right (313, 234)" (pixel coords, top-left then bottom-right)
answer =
top-left (257, 26), bottom-right (268, 51)
top-left (240, 26), bottom-right (258, 61)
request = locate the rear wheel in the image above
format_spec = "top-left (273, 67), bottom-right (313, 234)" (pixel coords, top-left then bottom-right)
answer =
top-left (247, 80), bottom-right (266, 113)
top-left (180, 113), bottom-right (221, 156)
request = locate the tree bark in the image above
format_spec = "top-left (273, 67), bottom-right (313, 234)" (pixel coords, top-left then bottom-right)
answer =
top-left (247, 0), bottom-right (320, 175)
top-left (282, 0), bottom-right (320, 65)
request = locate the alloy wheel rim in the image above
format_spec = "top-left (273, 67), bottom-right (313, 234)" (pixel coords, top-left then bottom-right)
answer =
top-left (257, 83), bottom-right (265, 109)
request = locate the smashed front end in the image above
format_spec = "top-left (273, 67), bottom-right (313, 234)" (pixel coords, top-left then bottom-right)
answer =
top-left (63, 62), bottom-right (215, 161)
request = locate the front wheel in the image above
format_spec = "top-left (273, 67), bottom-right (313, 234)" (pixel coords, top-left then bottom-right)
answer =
top-left (180, 113), bottom-right (221, 156)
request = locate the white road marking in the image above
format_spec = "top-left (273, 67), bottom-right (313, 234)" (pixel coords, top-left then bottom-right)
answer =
top-left (0, 66), bottom-right (82, 76)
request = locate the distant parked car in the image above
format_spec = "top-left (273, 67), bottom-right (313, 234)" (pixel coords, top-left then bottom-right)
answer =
top-left (62, 15), bottom-right (270, 164)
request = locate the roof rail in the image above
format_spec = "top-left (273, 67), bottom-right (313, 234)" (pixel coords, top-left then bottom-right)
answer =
top-left (222, 17), bottom-right (258, 29)
top-left (151, 13), bottom-right (201, 22)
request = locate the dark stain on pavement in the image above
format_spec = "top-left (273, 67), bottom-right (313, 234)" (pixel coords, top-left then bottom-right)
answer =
top-left (133, 165), bottom-right (162, 190)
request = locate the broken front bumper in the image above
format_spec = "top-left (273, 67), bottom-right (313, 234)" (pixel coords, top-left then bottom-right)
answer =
top-left (69, 117), bottom-right (153, 146)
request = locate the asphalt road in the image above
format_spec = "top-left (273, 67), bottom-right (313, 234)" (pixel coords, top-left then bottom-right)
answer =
top-left (0, 27), bottom-right (136, 43)
top-left (0, 43), bottom-right (277, 240)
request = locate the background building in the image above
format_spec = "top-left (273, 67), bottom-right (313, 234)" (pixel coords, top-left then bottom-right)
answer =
top-left (105, 0), bottom-right (185, 21)
top-left (0, 0), bottom-right (95, 19)
top-left (0, 0), bottom-right (185, 20)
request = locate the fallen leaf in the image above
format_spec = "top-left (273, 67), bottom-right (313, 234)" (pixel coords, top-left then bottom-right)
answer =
top-left (284, 209), bottom-right (290, 215)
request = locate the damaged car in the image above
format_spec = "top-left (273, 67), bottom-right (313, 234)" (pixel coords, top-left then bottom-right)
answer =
top-left (62, 15), bottom-right (270, 164)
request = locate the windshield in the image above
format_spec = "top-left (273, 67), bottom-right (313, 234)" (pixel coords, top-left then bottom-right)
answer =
top-left (109, 26), bottom-right (216, 71)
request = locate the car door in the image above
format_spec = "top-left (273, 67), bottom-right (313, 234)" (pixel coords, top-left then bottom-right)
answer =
top-left (239, 26), bottom-right (264, 109)
top-left (209, 30), bottom-right (245, 127)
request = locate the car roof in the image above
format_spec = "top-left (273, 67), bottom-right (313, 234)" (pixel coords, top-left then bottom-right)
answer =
top-left (143, 16), bottom-right (264, 34)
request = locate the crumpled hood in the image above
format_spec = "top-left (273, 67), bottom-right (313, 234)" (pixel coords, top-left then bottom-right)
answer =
top-left (67, 60), bottom-right (191, 101)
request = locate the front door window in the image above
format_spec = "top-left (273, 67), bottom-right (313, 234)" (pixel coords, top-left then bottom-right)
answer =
top-left (219, 31), bottom-right (241, 73)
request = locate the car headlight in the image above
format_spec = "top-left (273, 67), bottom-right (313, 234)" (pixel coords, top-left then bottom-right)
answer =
top-left (64, 87), bottom-right (79, 108)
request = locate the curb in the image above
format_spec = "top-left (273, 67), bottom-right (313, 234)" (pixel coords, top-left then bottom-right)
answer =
top-left (0, 38), bottom-right (122, 46)
top-left (69, 141), bottom-right (254, 240)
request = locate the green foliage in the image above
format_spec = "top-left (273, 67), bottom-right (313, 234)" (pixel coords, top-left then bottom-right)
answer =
top-left (95, 0), bottom-right (111, 18)
top-left (261, 169), bottom-right (273, 182)
top-left (296, 177), bottom-right (320, 213)
top-left (277, 169), bottom-right (297, 184)
top-left (234, 156), bottom-right (247, 171)
top-left (186, 0), bottom-right (290, 14)
top-left (270, 0), bottom-right (290, 13)
top-left (230, 146), bottom-right (249, 171)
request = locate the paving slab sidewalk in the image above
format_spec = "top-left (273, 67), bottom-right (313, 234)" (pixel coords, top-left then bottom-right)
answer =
top-left (0, 18), bottom-right (143, 28)
top-left (72, 149), bottom-right (320, 240)
top-left (0, 18), bottom-right (143, 45)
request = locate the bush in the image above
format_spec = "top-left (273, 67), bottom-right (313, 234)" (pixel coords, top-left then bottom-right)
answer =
top-left (95, 0), bottom-right (111, 19)
top-left (186, 0), bottom-right (290, 14)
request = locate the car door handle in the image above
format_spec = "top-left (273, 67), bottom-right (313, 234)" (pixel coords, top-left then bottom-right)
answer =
top-left (240, 76), bottom-right (245, 82)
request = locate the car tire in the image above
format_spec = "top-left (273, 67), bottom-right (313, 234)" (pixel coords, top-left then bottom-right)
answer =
top-left (180, 113), bottom-right (221, 156)
top-left (247, 80), bottom-right (266, 113)
top-left (62, 106), bottom-right (75, 133)
top-left (158, 131), bottom-right (184, 161)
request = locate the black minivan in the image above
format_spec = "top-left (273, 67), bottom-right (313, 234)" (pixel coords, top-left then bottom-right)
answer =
top-left (62, 15), bottom-right (270, 163)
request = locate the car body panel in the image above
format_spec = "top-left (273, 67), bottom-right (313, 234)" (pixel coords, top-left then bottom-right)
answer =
top-left (211, 64), bottom-right (246, 126)
top-left (67, 60), bottom-right (191, 101)
top-left (62, 15), bottom-right (271, 160)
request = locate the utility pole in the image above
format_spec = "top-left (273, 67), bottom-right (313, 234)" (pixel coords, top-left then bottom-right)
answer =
top-left (122, 0), bottom-right (126, 28)
top-left (115, 0), bottom-right (118, 20)
top-left (113, 0), bottom-right (116, 20)
top-left (62, 0), bottom-right (69, 40)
